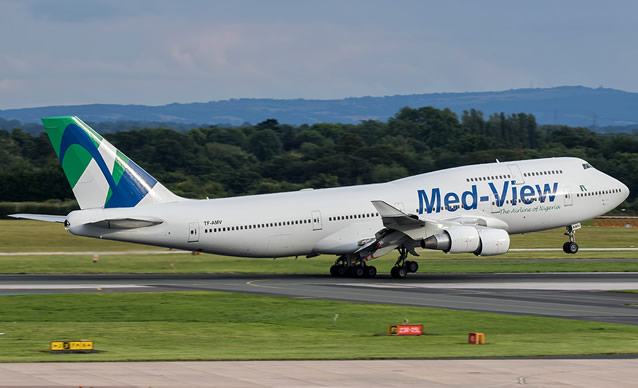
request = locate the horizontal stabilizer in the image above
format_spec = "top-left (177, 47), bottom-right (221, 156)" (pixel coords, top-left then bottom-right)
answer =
top-left (9, 214), bottom-right (67, 223)
top-left (87, 217), bottom-right (164, 229)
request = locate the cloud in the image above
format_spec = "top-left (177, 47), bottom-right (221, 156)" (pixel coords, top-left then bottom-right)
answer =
top-left (0, 79), bottom-right (21, 93)
top-left (22, 0), bottom-right (128, 23)
top-left (2, 0), bottom-right (638, 108)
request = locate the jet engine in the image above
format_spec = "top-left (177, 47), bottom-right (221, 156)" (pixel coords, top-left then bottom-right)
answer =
top-left (421, 226), bottom-right (510, 256)
top-left (421, 226), bottom-right (480, 253)
top-left (474, 228), bottom-right (510, 256)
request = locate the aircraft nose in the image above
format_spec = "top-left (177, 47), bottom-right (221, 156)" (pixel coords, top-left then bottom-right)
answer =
top-left (620, 181), bottom-right (630, 201)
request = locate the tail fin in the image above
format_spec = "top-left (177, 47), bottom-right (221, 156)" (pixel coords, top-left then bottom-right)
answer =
top-left (42, 116), bottom-right (180, 209)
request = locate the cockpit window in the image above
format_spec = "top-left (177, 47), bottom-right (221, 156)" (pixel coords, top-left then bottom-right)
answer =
top-left (582, 163), bottom-right (593, 170)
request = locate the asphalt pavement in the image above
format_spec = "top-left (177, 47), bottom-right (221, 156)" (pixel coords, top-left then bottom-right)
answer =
top-left (2, 272), bottom-right (638, 325)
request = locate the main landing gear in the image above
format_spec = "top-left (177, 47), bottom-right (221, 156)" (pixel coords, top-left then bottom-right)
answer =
top-left (330, 255), bottom-right (377, 278)
top-left (329, 247), bottom-right (419, 279)
top-left (390, 247), bottom-right (419, 279)
top-left (562, 224), bottom-right (580, 254)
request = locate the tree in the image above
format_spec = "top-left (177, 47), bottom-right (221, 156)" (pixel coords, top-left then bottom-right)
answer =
top-left (248, 129), bottom-right (283, 161)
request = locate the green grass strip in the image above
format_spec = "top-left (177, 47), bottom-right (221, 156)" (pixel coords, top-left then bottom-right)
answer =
top-left (3, 254), bottom-right (638, 274)
top-left (1, 292), bottom-right (638, 362)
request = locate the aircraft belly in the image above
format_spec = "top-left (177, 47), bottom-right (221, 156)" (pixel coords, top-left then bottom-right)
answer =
top-left (313, 222), bottom-right (378, 254)
top-left (266, 233), bottom-right (315, 257)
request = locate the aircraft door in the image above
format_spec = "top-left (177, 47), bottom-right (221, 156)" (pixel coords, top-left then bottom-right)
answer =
top-left (507, 164), bottom-right (525, 185)
top-left (491, 195), bottom-right (500, 213)
top-left (563, 187), bottom-right (573, 206)
top-left (188, 222), bottom-right (200, 242)
top-left (311, 210), bottom-right (322, 231)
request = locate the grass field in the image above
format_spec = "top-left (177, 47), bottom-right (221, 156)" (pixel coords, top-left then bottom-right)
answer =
top-left (3, 253), bottom-right (638, 274)
top-left (2, 221), bottom-right (638, 363)
top-left (1, 220), bottom-right (637, 274)
top-left (0, 220), bottom-right (160, 252)
top-left (1, 291), bottom-right (637, 362)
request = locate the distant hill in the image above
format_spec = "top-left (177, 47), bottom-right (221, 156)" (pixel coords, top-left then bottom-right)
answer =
top-left (2, 86), bottom-right (638, 129)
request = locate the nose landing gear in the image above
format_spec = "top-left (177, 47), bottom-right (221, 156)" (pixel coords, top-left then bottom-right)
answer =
top-left (563, 224), bottom-right (580, 254)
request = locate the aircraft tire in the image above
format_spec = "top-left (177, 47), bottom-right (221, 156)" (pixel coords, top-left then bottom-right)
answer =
top-left (406, 260), bottom-right (419, 273)
top-left (365, 266), bottom-right (377, 278)
top-left (336, 265), bottom-right (347, 277)
top-left (352, 266), bottom-right (365, 278)
top-left (391, 266), bottom-right (407, 279)
top-left (562, 242), bottom-right (570, 253)
top-left (330, 265), bottom-right (338, 277)
top-left (567, 242), bottom-right (579, 254)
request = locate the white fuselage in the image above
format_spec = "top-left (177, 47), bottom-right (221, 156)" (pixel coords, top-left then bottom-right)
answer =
top-left (67, 157), bottom-right (629, 258)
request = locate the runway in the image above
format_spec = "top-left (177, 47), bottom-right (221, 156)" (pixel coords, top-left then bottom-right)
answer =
top-left (2, 359), bottom-right (638, 387)
top-left (2, 272), bottom-right (638, 325)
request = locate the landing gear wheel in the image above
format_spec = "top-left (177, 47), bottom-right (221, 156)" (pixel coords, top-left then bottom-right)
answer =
top-left (352, 266), bottom-right (365, 278)
top-left (563, 224), bottom-right (580, 255)
top-left (364, 266), bottom-right (377, 278)
top-left (406, 260), bottom-right (419, 273)
top-left (391, 266), bottom-right (407, 279)
top-left (335, 265), bottom-right (347, 277)
top-left (330, 265), bottom-right (338, 277)
top-left (567, 242), bottom-right (579, 254)
top-left (390, 247), bottom-right (412, 279)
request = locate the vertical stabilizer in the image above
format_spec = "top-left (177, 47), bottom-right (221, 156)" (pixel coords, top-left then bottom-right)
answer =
top-left (42, 116), bottom-right (181, 209)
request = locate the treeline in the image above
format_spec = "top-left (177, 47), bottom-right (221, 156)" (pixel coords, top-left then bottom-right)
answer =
top-left (1, 106), bottom-right (637, 215)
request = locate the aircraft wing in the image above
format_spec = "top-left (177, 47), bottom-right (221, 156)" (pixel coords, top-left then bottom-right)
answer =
top-left (9, 213), bottom-right (67, 223)
top-left (360, 201), bottom-right (509, 260)
top-left (371, 200), bottom-right (424, 228)
top-left (355, 201), bottom-right (427, 259)
top-left (372, 200), bottom-right (508, 231)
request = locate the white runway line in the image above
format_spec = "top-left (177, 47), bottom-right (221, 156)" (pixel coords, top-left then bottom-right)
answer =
top-left (342, 282), bottom-right (638, 291)
top-left (0, 284), bottom-right (151, 290)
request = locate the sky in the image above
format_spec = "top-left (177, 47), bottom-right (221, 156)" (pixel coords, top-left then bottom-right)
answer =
top-left (1, 0), bottom-right (637, 109)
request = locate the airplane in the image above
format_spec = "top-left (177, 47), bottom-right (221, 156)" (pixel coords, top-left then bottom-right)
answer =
top-left (10, 116), bottom-right (630, 278)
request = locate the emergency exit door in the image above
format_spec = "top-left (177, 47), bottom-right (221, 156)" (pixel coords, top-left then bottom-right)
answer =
top-left (311, 210), bottom-right (322, 231)
top-left (188, 222), bottom-right (200, 242)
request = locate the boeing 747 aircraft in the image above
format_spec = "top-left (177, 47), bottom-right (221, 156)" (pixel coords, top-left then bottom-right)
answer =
top-left (11, 116), bottom-right (630, 278)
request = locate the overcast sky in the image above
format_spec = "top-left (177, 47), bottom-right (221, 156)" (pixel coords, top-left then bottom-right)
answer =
top-left (1, 0), bottom-right (637, 109)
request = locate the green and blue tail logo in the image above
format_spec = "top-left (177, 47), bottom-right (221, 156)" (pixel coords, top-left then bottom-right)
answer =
top-left (42, 116), bottom-right (179, 209)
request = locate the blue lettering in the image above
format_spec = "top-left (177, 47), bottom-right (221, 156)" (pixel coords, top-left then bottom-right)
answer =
top-left (462, 185), bottom-right (478, 210)
top-left (444, 192), bottom-right (460, 212)
top-left (418, 188), bottom-right (440, 214)
top-left (520, 185), bottom-right (535, 204)
top-left (488, 181), bottom-right (509, 207)
top-left (535, 182), bottom-right (558, 202)
top-left (417, 181), bottom-right (557, 213)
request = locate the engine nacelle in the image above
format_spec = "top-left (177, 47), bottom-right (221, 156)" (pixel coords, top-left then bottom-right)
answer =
top-left (422, 226), bottom-right (480, 253)
top-left (474, 228), bottom-right (510, 256)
